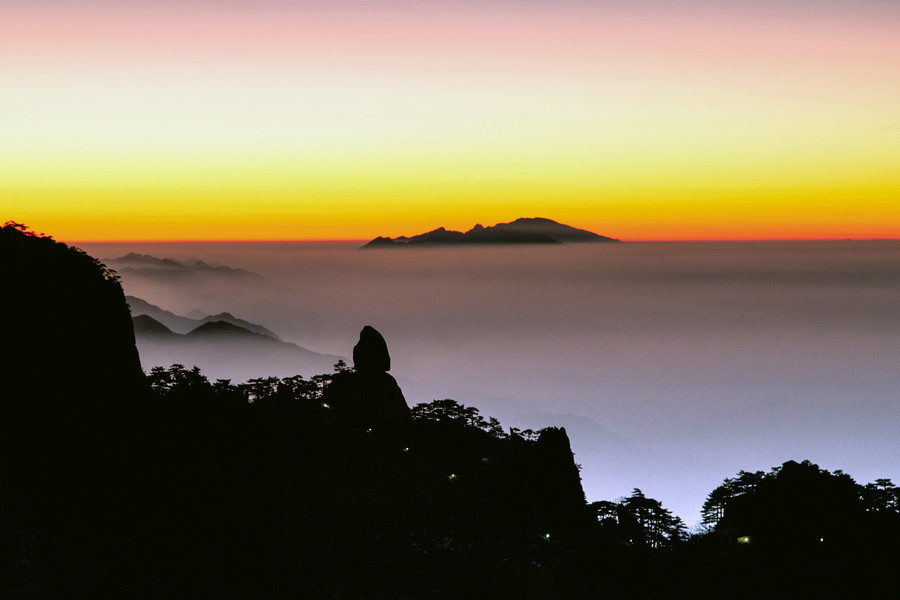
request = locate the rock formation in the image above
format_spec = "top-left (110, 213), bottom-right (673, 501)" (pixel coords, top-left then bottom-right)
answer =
top-left (533, 427), bottom-right (588, 528)
top-left (353, 324), bottom-right (391, 372)
top-left (323, 325), bottom-right (411, 434)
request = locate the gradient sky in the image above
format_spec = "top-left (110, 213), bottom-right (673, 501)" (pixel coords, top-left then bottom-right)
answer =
top-left (3, 0), bottom-right (899, 241)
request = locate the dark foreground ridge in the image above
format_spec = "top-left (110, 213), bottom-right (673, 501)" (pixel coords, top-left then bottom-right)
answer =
top-left (362, 217), bottom-right (620, 247)
top-left (2, 222), bottom-right (899, 599)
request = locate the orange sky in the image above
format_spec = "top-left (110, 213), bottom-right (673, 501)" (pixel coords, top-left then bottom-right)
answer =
top-left (2, 1), bottom-right (898, 241)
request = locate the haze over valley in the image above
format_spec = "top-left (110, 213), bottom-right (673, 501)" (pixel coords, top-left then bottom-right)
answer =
top-left (82, 238), bottom-right (900, 527)
top-left (128, 296), bottom-right (342, 382)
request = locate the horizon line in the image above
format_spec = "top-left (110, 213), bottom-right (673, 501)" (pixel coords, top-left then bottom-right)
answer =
top-left (68, 236), bottom-right (900, 244)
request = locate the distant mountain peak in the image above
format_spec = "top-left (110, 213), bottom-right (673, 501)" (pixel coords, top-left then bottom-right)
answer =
top-left (132, 314), bottom-right (175, 336)
top-left (362, 217), bottom-right (619, 248)
top-left (187, 320), bottom-right (259, 338)
top-left (209, 311), bottom-right (236, 319)
top-left (515, 217), bottom-right (553, 223)
top-left (104, 253), bottom-right (263, 281)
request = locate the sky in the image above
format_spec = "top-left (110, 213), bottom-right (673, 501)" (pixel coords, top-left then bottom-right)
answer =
top-left (3, 0), bottom-right (899, 241)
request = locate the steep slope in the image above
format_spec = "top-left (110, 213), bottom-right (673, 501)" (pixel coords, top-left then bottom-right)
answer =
top-left (0, 223), bottom-right (150, 592)
top-left (0, 223), bottom-right (146, 429)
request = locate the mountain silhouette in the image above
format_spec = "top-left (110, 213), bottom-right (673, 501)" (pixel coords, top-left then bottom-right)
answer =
top-left (127, 295), bottom-right (281, 339)
top-left (132, 314), bottom-right (343, 382)
top-left (133, 313), bottom-right (175, 335)
top-left (363, 217), bottom-right (620, 247)
top-left (104, 252), bottom-right (262, 283)
top-left (186, 319), bottom-right (263, 338)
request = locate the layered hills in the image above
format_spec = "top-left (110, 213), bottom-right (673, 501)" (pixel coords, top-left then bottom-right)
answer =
top-left (103, 252), bottom-right (262, 283)
top-left (131, 309), bottom-right (342, 382)
top-left (127, 295), bottom-right (281, 339)
top-left (363, 217), bottom-right (620, 247)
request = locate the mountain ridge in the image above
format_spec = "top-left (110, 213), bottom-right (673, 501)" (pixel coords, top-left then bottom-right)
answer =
top-left (363, 217), bottom-right (620, 248)
top-left (127, 295), bottom-right (281, 339)
top-left (104, 253), bottom-right (263, 283)
top-left (131, 314), bottom-right (344, 382)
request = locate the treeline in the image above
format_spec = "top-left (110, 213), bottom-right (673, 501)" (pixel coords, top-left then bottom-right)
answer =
top-left (149, 364), bottom-right (900, 556)
top-left (588, 461), bottom-right (900, 552)
top-left (3, 361), bottom-right (900, 598)
top-left (2, 361), bottom-right (586, 599)
top-left (702, 462), bottom-right (900, 530)
top-left (136, 366), bottom-right (900, 598)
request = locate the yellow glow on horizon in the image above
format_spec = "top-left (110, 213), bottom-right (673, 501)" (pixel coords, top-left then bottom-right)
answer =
top-left (4, 107), bottom-right (898, 242)
top-left (2, 4), bottom-right (898, 242)
top-left (6, 171), bottom-right (898, 242)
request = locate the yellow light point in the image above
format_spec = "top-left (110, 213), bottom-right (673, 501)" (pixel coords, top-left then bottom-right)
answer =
top-left (320, 403), bottom-right (331, 409)
top-left (737, 536), bottom-right (751, 544)
top-left (448, 473), bottom-right (458, 481)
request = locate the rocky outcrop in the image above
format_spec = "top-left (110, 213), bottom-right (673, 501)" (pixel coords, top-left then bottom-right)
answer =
top-left (323, 325), bottom-right (411, 433)
top-left (533, 427), bottom-right (588, 527)
top-left (353, 324), bottom-right (391, 372)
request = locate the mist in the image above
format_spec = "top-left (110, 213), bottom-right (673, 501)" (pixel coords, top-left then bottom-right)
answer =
top-left (79, 239), bottom-right (900, 526)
